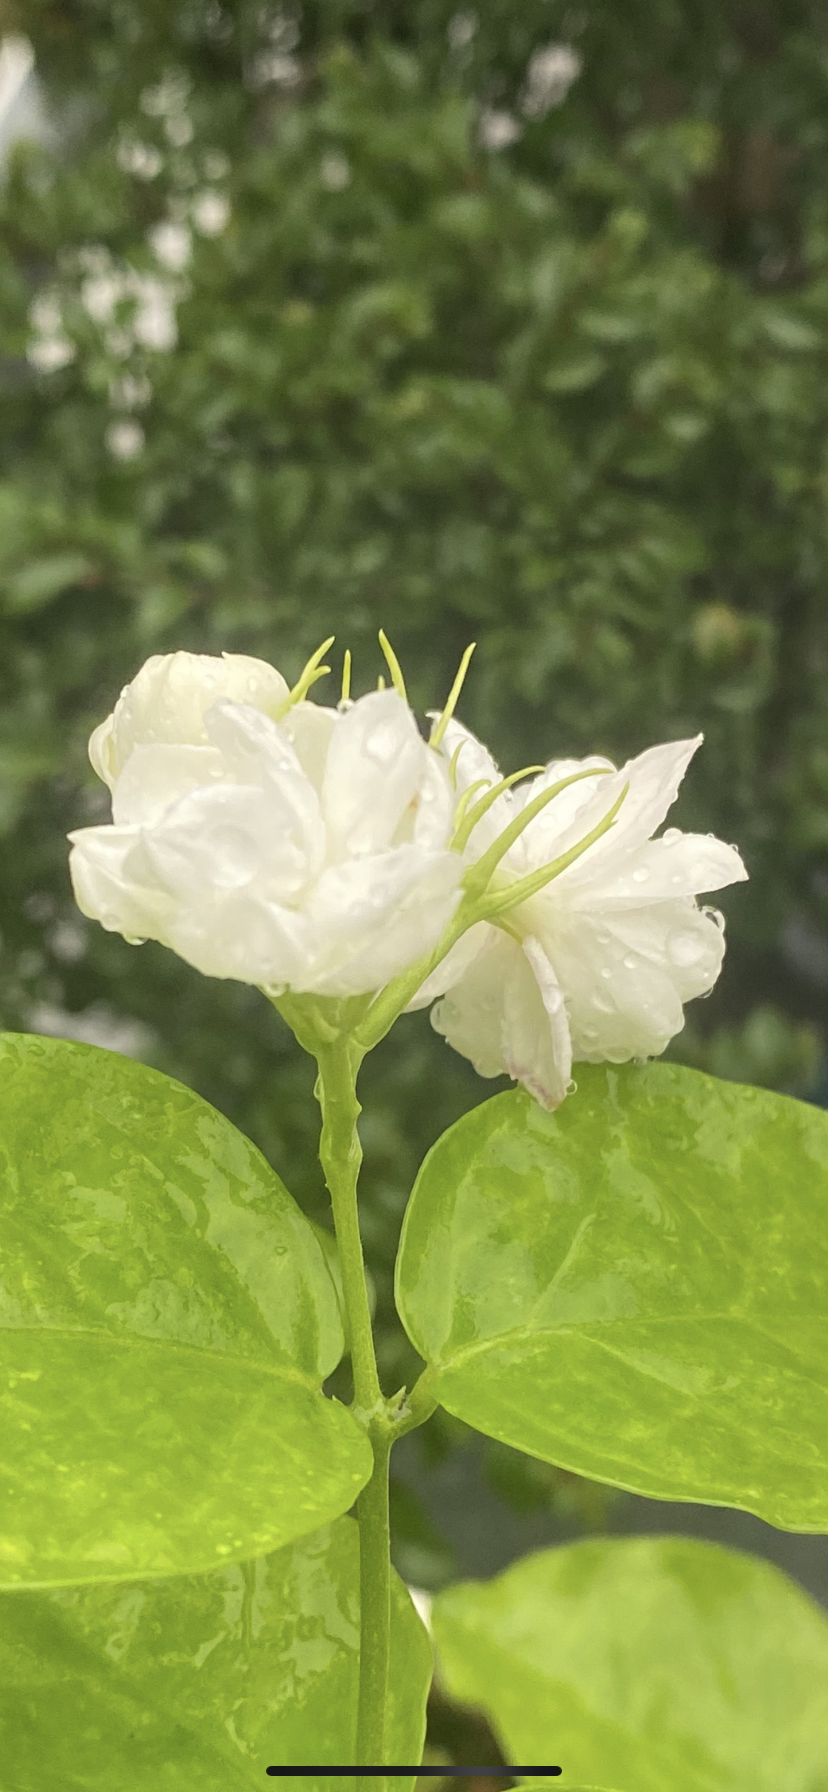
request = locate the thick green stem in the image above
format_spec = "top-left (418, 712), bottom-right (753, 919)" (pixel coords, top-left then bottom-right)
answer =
top-left (315, 1041), bottom-right (390, 1778)
top-left (316, 1041), bottom-right (380, 1418)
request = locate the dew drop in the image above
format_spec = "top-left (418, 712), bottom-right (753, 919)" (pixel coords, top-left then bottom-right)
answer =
top-left (246, 676), bottom-right (259, 693)
top-left (667, 930), bottom-right (706, 968)
top-left (663, 827), bottom-right (681, 844)
top-left (631, 865), bottom-right (650, 884)
top-left (600, 965), bottom-right (612, 979)
top-left (582, 1024), bottom-right (599, 1042)
top-left (623, 953), bottom-right (637, 970)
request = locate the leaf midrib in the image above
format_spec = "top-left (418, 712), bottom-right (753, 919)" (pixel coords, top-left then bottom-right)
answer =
top-left (0, 1320), bottom-right (319, 1392)
top-left (428, 1310), bottom-right (828, 1380)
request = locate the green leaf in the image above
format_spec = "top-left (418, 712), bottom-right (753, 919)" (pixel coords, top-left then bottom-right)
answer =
top-left (395, 1063), bottom-right (828, 1528)
top-left (0, 1033), bottom-right (372, 1587)
top-left (0, 1515), bottom-right (431, 1790)
top-left (432, 1537), bottom-right (828, 1792)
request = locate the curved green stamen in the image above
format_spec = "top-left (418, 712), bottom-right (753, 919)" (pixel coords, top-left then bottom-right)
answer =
top-left (464, 765), bottom-right (614, 897)
top-left (278, 636), bottom-right (335, 714)
top-left (452, 765), bottom-right (544, 854)
top-left (430, 642), bottom-right (476, 751)
top-left (377, 629), bottom-right (407, 700)
top-left (481, 782), bottom-right (629, 919)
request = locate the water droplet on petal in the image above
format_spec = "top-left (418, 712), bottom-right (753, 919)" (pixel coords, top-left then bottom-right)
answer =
top-left (631, 865), bottom-right (650, 884)
top-left (582, 1024), bottom-right (599, 1042)
top-left (667, 930), bottom-right (706, 968)
top-left (566, 1077), bottom-right (578, 1095)
top-left (600, 965), bottom-right (612, 980)
top-left (623, 953), bottom-right (637, 970)
top-left (663, 827), bottom-right (681, 843)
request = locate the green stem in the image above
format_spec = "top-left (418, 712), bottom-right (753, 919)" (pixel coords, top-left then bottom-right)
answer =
top-left (355, 1428), bottom-right (392, 1790)
top-left (316, 1040), bottom-right (380, 1418)
top-left (315, 1040), bottom-right (390, 1780)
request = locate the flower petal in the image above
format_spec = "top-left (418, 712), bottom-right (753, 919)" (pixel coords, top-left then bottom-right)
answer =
top-left (281, 700), bottom-right (337, 791)
top-left (505, 936), bottom-right (573, 1109)
top-left (91, 652), bottom-right (290, 789)
top-left (406, 920), bottom-right (494, 1011)
top-left (111, 744), bottom-right (225, 827)
top-left (68, 825), bottom-right (174, 944)
top-left (543, 898), bottom-right (727, 1063)
top-left (528, 737), bottom-right (703, 886)
top-left (322, 690), bottom-right (429, 858)
top-left (575, 830), bottom-right (748, 909)
top-left (142, 781), bottom-right (314, 905)
top-left (430, 931), bottom-right (572, 1109)
top-left (167, 892), bottom-right (315, 990)
top-left (306, 844), bottom-right (463, 996)
top-left (434, 716), bottom-right (515, 853)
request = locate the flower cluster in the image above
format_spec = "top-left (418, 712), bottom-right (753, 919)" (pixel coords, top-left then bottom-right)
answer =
top-left (69, 641), bottom-right (747, 1106)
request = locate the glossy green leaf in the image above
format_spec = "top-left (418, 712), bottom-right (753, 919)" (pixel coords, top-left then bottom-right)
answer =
top-left (0, 1515), bottom-right (431, 1790)
top-left (433, 1537), bottom-right (828, 1792)
top-left (396, 1064), bottom-right (828, 1527)
top-left (0, 1034), bottom-right (372, 1587)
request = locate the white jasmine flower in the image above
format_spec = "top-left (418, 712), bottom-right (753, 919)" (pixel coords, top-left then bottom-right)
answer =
top-left (417, 720), bottom-right (748, 1109)
top-left (69, 652), bottom-right (461, 999)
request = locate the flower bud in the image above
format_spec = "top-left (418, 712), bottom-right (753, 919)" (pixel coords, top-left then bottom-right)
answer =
top-left (88, 651), bottom-right (290, 791)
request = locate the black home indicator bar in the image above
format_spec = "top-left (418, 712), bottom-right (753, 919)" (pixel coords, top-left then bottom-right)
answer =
top-left (265, 1770), bottom-right (562, 1778)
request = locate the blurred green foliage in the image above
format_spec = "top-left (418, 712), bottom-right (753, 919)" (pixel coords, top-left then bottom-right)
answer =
top-left (2, 7), bottom-right (828, 1711)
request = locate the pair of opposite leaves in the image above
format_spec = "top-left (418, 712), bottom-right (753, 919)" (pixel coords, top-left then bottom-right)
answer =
top-left (2, 1031), bottom-right (828, 1784)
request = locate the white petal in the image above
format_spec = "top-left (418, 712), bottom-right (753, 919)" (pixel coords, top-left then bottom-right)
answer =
top-left (504, 936), bottom-right (573, 1109)
top-left (577, 830), bottom-right (748, 909)
top-left (88, 715), bottom-right (119, 791)
top-left (410, 748), bottom-right (455, 850)
top-left (548, 737), bottom-right (703, 889)
top-left (406, 920), bottom-right (494, 1010)
top-left (68, 826), bottom-right (174, 944)
top-left (305, 845), bottom-right (462, 995)
top-left (433, 716), bottom-right (514, 854)
top-left (431, 931), bottom-right (573, 1109)
top-left (321, 689), bottom-right (428, 858)
top-left (543, 898), bottom-right (726, 1064)
top-left (111, 744), bottom-right (225, 827)
top-left (166, 892), bottom-right (315, 990)
top-left (204, 702), bottom-right (325, 882)
top-left (433, 715), bottom-right (502, 793)
top-left (430, 932), bottom-right (515, 1079)
top-left (92, 651), bottom-right (290, 788)
top-left (281, 701), bottom-right (337, 791)
top-left (204, 699), bottom-right (304, 780)
top-left (142, 781), bottom-right (313, 905)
